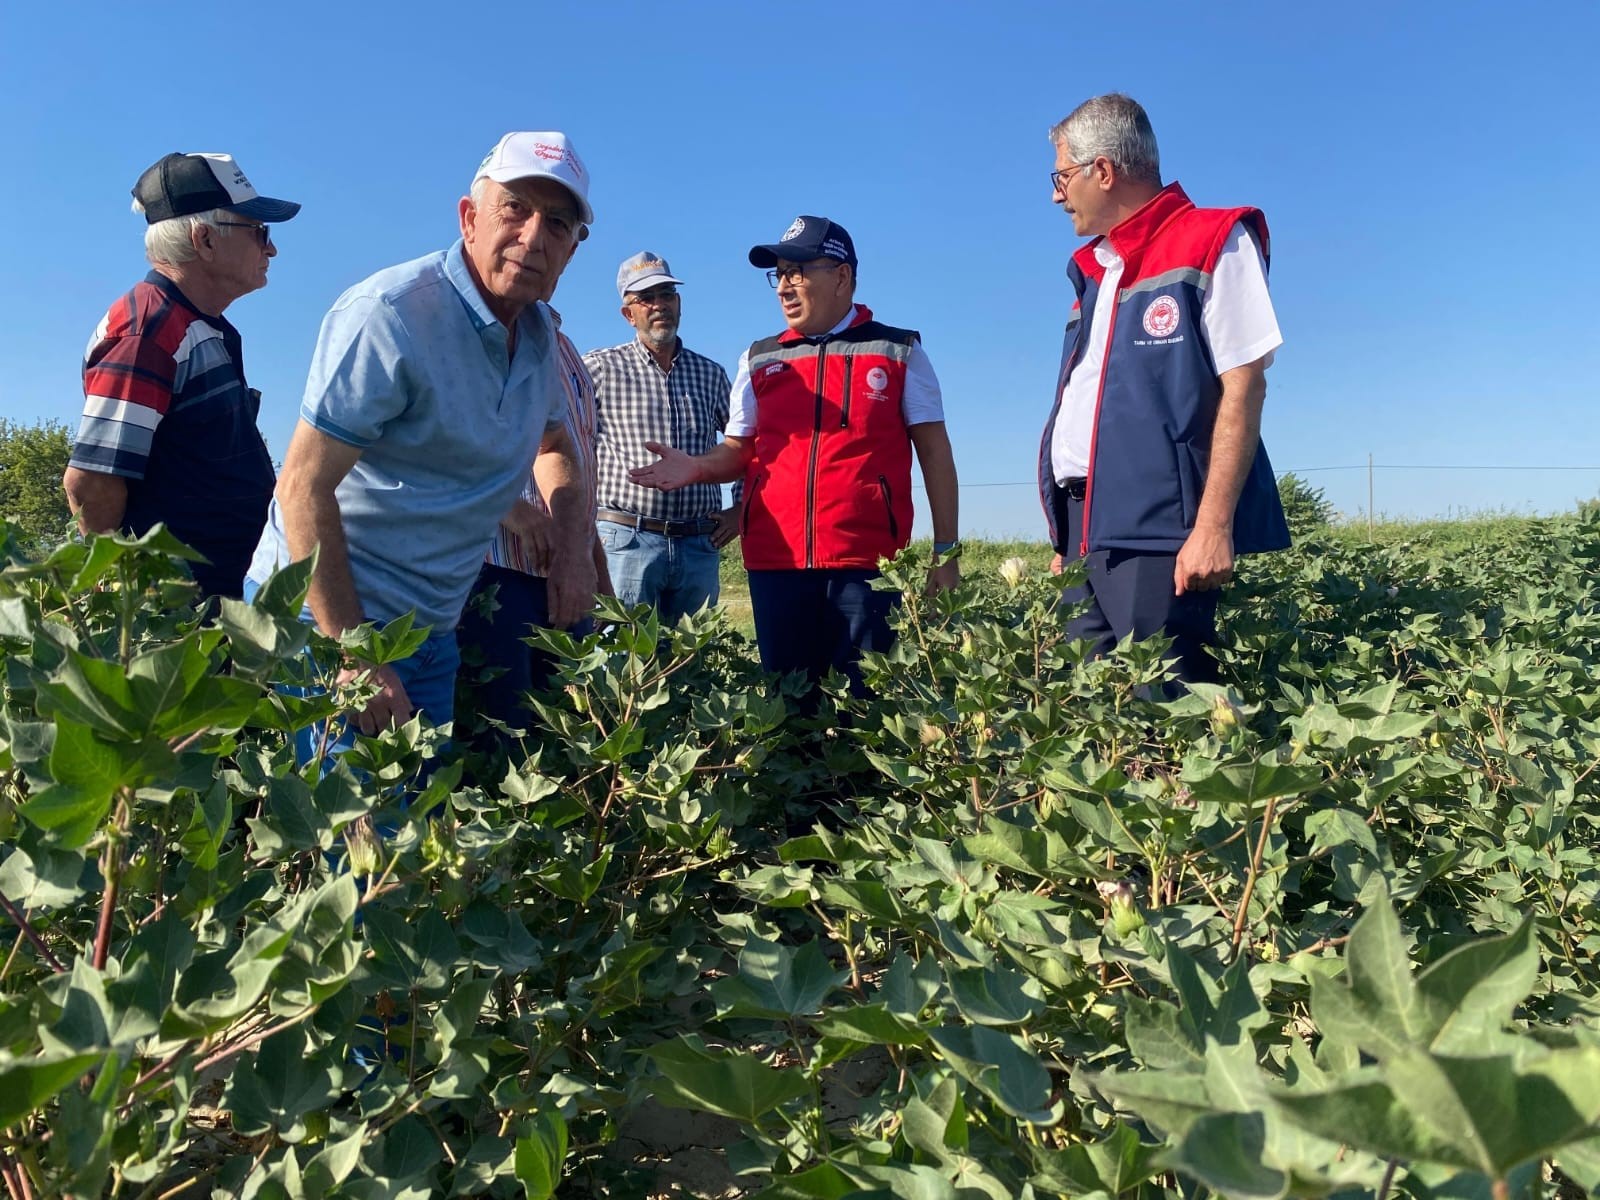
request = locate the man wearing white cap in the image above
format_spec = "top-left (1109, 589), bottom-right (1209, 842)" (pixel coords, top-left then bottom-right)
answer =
top-left (582, 252), bottom-right (736, 624)
top-left (66, 152), bottom-right (299, 597)
top-left (246, 132), bottom-right (598, 758)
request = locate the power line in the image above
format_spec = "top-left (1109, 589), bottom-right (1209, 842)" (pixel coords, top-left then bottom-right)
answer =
top-left (906, 463), bottom-right (1600, 490)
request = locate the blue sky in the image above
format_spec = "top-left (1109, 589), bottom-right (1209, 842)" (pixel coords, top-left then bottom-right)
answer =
top-left (3, 1), bottom-right (1597, 539)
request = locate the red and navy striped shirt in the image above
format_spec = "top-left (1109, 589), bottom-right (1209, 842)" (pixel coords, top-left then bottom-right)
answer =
top-left (72, 271), bottom-right (275, 596)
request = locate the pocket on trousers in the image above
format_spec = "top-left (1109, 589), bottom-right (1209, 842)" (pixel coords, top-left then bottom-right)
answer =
top-left (599, 522), bottom-right (641, 552)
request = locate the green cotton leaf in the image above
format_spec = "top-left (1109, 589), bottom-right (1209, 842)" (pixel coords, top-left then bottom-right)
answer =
top-left (0, 844), bottom-right (87, 909)
top-left (926, 1025), bottom-right (1055, 1123)
top-left (0, 1049), bottom-right (104, 1128)
top-left (1123, 997), bottom-right (1204, 1068)
top-left (1086, 1122), bottom-right (1162, 1196)
top-left (1161, 1111), bottom-right (1287, 1200)
top-left (876, 952), bottom-right (942, 1021)
top-left (513, 1108), bottom-right (568, 1199)
top-left (35, 648), bottom-right (146, 738)
top-left (153, 673), bottom-right (261, 739)
top-left (124, 638), bottom-right (210, 726)
top-left (1309, 896), bottom-right (1430, 1059)
top-left (1089, 1067), bottom-right (1214, 1137)
top-left (1185, 761), bottom-right (1323, 807)
top-left (815, 877), bottom-right (913, 926)
top-left (223, 1027), bottom-right (340, 1139)
top-left (219, 595), bottom-right (313, 677)
top-left (837, 1162), bottom-right (961, 1199)
top-left (959, 819), bottom-right (1068, 880)
top-left (373, 1113), bottom-right (443, 1182)
top-left (1303, 807), bottom-right (1379, 859)
top-left (252, 553), bottom-right (317, 619)
top-left (1382, 1045), bottom-right (1600, 1178)
top-left (1270, 1069), bottom-right (1477, 1169)
top-left (812, 1003), bottom-right (928, 1048)
top-left (946, 963), bottom-right (1044, 1026)
top-left (361, 905), bottom-right (457, 994)
top-left (644, 1035), bottom-right (811, 1123)
top-left (711, 936), bottom-right (847, 1021)
top-left (900, 1075), bottom-right (967, 1163)
top-left (17, 718), bottom-right (133, 847)
top-left (1414, 918), bottom-right (1539, 1054)
top-left (302, 1127), bottom-right (367, 1193)
top-left (749, 1161), bottom-right (857, 1198)
top-left (913, 836), bottom-right (997, 895)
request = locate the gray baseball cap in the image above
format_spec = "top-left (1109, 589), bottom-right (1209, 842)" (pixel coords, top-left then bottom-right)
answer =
top-left (617, 251), bottom-right (683, 299)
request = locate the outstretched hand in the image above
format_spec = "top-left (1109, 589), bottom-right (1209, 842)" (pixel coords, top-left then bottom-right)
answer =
top-left (628, 442), bottom-right (701, 492)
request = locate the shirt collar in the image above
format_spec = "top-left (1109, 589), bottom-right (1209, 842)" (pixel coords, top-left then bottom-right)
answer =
top-left (445, 238), bottom-right (505, 332)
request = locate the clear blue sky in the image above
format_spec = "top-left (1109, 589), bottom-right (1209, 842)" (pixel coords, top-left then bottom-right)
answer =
top-left (3, 1), bottom-right (1597, 538)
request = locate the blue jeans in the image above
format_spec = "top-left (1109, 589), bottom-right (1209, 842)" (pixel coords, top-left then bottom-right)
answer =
top-left (598, 521), bottom-right (721, 625)
top-left (456, 562), bottom-right (593, 730)
top-left (747, 568), bottom-right (900, 697)
top-left (242, 578), bottom-right (461, 769)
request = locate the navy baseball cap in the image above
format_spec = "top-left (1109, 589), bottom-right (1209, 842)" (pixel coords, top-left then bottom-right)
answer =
top-left (132, 152), bottom-right (301, 224)
top-left (748, 215), bottom-right (857, 268)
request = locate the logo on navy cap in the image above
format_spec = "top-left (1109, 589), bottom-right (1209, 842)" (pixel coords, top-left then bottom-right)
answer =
top-left (781, 218), bottom-right (805, 242)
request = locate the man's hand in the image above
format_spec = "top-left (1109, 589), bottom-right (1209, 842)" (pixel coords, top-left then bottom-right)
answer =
top-left (710, 502), bottom-right (742, 549)
top-left (927, 558), bottom-right (960, 596)
top-left (546, 545), bottom-right (599, 629)
top-left (1174, 525), bottom-right (1235, 595)
top-left (1049, 552), bottom-right (1064, 576)
top-left (338, 661), bottom-right (414, 735)
top-left (504, 497), bottom-right (555, 573)
top-left (629, 442), bottom-right (703, 492)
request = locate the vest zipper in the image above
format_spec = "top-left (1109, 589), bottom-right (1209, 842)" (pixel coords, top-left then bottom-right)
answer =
top-left (805, 342), bottom-right (828, 568)
top-left (877, 474), bottom-right (898, 541)
top-left (1079, 289), bottom-right (1121, 557)
top-left (839, 357), bottom-right (853, 428)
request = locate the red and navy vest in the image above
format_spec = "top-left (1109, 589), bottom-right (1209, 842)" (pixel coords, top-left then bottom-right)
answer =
top-left (1037, 183), bottom-right (1290, 557)
top-left (742, 305), bottom-right (917, 570)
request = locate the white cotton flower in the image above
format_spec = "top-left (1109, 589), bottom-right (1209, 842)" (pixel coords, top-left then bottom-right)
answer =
top-left (998, 556), bottom-right (1030, 587)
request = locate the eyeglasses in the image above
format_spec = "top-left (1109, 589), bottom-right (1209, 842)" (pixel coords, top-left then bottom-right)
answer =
top-left (1049, 162), bottom-right (1092, 193)
top-left (215, 220), bottom-right (273, 247)
top-left (628, 287), bottom-right (679, 307)
top-left (766, 261), bottom-right (844, 288)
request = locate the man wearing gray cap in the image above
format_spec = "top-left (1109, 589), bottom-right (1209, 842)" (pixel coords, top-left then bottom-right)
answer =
top-left (246, 132), bottom-right (597, 760)
top-left (582, 252), bottom-right (735, 625)
top-left (65, 152), bottom-right (299, 598)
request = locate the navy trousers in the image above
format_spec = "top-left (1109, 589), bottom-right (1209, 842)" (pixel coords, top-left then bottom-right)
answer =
top-left (456, 562), bottom-right (593, 730)
top-left (1050, 483), bottom-right (1219, 686)
top-left (747, 568), bottom-right (900, 697)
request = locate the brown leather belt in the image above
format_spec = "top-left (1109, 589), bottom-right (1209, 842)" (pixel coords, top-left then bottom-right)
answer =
top-left (597, 509), bottom-right (719, 537)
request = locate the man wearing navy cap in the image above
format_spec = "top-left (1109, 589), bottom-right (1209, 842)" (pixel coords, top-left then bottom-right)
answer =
top-left (630, 215), bottom-right (961, 695)
top-left (65, 152), bottom-right (299, 597)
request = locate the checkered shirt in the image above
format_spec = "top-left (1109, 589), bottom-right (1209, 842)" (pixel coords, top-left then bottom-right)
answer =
top-left (582, 337), bottom-right (731, 522)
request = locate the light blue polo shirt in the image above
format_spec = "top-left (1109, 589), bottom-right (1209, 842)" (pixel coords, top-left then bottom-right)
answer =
top-left (248, 240), bottom-right (562, 630)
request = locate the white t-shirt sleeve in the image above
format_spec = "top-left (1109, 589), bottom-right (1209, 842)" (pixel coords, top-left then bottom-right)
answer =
top-left (902, 342), bottom-right (945, 426)
top-left (725, 348), bottom-right (757, 437)
top-left (1201, 222), bottom-right (1282, 374)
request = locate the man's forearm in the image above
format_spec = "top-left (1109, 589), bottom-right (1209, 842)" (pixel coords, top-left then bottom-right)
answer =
top-left (62, 467), bottom-right (128, 535)
top-left (533, 445), bottom-right (588, 561)
top-left (909, 424), bottom-right (959, 542)
top-left (282, 486), bottom-right (367, 638)
top-left (1194, 370), bottom-right (1266, 532)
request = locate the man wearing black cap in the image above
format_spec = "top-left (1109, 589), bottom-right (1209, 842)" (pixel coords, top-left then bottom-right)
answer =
top-left (630, 215), bottom-right (960, 694)
top-left (64, 152), bottom-right (299, 598)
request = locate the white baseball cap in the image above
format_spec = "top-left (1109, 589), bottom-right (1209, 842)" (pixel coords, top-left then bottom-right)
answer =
top-left (473, 131), bottom-right (593, 225)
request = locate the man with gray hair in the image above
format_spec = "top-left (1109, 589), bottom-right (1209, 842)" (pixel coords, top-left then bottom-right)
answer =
top-left (65, 152), bottom-right (298, 597)
top-left (1039, 93), bottom-right (1289, 685)
top-left (582, 252), bottom-right (736, 624)
top-left (246, 131), bottom-right (597, 757)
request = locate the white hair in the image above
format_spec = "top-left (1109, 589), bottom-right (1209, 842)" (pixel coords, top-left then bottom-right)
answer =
top-left (131, 198), bottom-right (234, 266)
top-left (1049, 93), bottom-right (1162, 187)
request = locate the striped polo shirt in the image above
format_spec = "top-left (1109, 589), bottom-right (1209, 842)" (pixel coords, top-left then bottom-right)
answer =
top-left (485, 314), bottom-right (599, 576)
top-left (71, 271), bottom-right (275, 596)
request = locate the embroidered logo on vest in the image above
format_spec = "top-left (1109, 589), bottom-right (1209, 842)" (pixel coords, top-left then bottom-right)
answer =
top-left (865, 366), bottom-right (889, 397)
top-left (1142, 296), bottom-right (1181, 338)
top-left (762, 362), bottom-right (786, 377)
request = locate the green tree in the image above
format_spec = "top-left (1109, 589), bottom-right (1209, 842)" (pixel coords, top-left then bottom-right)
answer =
top-left (0, 418), bottom-right (73, 556)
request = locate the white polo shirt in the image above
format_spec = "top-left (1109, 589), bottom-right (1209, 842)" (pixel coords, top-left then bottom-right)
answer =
top-left (1052, 222), bottom-right (1281, 483)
